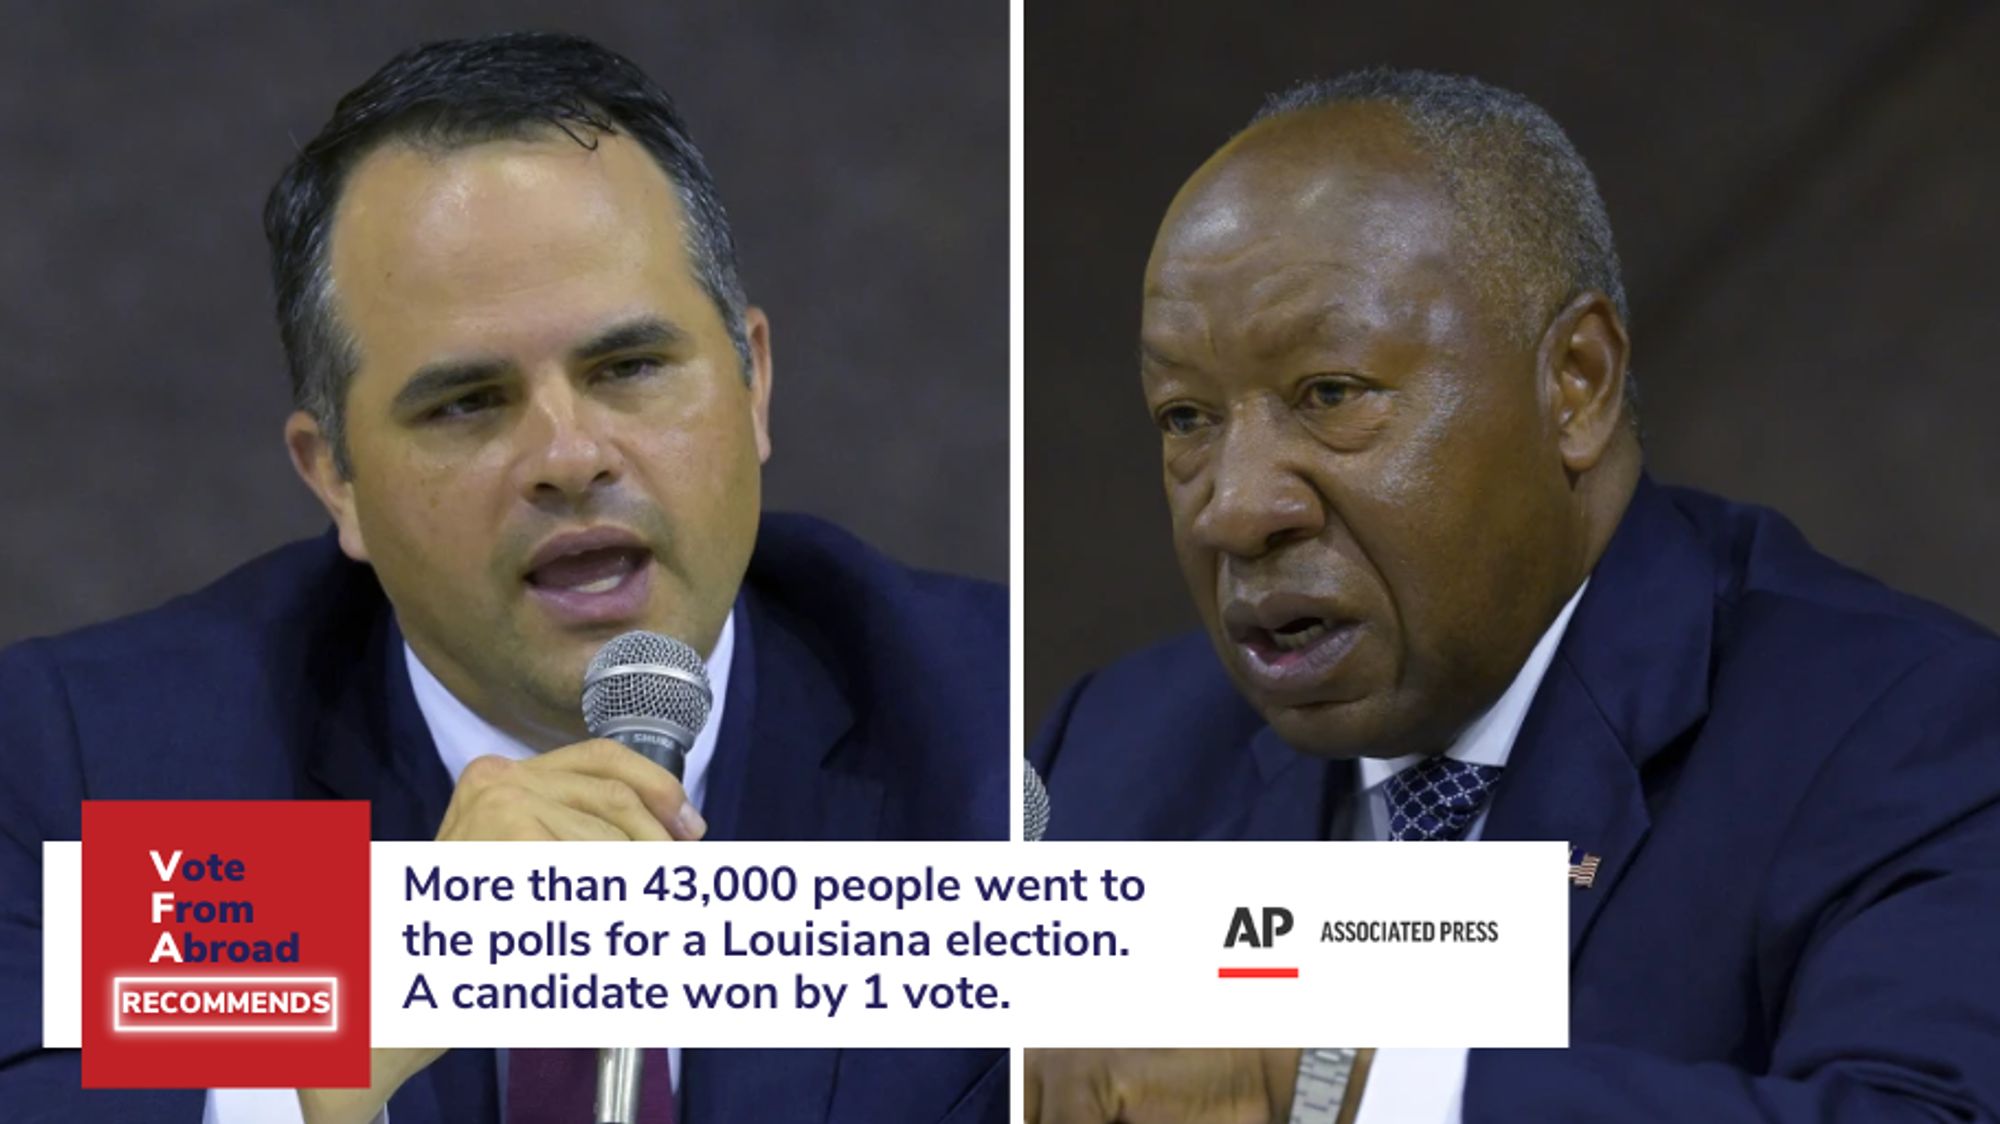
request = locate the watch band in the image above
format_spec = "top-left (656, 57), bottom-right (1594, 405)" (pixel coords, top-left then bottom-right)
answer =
top-left (1288, 1047), bottom-right (1361, 1124)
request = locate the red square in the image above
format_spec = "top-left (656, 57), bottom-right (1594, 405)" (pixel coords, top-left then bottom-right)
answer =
top-left (81, 801), bottom-right (370, 1088)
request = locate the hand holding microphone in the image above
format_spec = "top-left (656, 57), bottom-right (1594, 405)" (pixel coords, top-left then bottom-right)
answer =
top-left (433, 737), bottom-right (705, 842)
top-left (436, 631), bottom-right (714, 844)
top-left (301, 632), bottom-right (713, 1124)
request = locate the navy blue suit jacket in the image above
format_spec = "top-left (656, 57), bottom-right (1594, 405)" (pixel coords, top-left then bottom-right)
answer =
top-left (1033, 477), bottom-right (2000, 1121)
top-left (0, 513), bottom-right (1007, 1124)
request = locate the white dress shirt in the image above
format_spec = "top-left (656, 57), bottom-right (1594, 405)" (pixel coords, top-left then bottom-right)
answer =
top-left (204, 614), bottom-right (737, 1123)
top-left (1349, 583), bottom-right (1585, 1124)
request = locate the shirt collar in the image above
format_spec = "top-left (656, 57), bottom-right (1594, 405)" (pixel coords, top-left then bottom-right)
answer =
top-left (403, 611), bottom-right (737, 812)
top-left (1356, 581), bottom-right (1587, 792)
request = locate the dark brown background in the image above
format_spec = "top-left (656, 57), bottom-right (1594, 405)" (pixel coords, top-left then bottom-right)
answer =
top-left (1027, 1), bottom-right (2000, 725)
top-left (0, 1), bottom-right (1005, 645)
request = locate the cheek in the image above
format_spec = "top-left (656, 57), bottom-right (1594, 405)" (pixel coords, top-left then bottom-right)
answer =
top-left (626, 403), bottom-right (765, 566)
top-left (354, 461), bottom-right (502, 580)
top-left (632, 406), bottom-right (758, 503)
top-left (1164, 475), bottom-right (1216, 603)
top-left (1325, 402), bottom-right (1504, 644)
top-left (1362, 427), bottom-right (1559, 672)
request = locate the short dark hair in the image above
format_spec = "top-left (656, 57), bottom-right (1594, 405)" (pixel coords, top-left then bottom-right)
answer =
top-left (264, 31), bottom-right (751, 476)
top-left (1254, 69), bottom-right (1628, 353)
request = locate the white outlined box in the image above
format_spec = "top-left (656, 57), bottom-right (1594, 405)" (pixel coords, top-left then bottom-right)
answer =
top-left (111, 975), bottom-right (339, 1034)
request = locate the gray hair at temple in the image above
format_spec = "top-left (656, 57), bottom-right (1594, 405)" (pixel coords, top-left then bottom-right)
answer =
top-left (1254, 69), bottom-right (1630, 379)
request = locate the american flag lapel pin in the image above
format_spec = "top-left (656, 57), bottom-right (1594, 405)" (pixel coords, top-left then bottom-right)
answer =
top-left (1568, 846), bottom-right (1602, 889)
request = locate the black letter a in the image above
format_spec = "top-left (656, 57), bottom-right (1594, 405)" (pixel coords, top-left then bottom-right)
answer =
top-left (1223, 907), bottom-right (1262, 948)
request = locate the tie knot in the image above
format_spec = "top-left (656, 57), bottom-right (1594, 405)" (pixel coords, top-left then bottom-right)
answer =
top-left (1384, 757), bottom-right (1503, 842)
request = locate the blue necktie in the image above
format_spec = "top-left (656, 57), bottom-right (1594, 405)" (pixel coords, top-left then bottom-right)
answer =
top-left (1384, 757), bottom-right (1503, 842)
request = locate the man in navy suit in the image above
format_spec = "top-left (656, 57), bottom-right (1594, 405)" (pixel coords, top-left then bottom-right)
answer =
top-left (1026, 70), bottom-right (2000, 1122)
top-left (0, 33), bottom-right (1004, 1124)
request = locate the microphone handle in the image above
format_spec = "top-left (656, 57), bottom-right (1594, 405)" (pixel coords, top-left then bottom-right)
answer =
top-left (596, 1046), bottom-right (642, 1123)
top-left (594, 728), bottom-right (691, 1123)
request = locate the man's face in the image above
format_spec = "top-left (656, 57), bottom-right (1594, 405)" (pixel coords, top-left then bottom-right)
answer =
top-left (291, 132), bottom-right (771, 747)
top-left (1141, 106), bottom-right (1582, 758)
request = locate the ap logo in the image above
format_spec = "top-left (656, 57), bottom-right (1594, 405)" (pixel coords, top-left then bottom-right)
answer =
top-left (1223, 906), bottom-right (1294, 948)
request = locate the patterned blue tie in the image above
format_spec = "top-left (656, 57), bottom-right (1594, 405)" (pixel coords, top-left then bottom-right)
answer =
top-left (1384, 757), bottom-right (1504, 842)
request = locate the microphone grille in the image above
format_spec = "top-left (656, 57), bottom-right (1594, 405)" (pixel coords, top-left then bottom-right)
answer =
top-left (582, 631), bottom-right (714, 738)
top-left (1024, 762), bottom-right (1051, 842)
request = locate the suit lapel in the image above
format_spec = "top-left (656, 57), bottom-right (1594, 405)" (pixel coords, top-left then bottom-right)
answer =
top-left (384, 1046), bottom-right (502, 1124)
top-left (293, 598), bottom-right (497, 1119)
top-left (300, 609), bottom-right (452, 841)
top-left (684, 589), bottom-right (862, 1123)
top-left (1481, 658), bottom-right (1654, 955)
top-left (1197, 727), bottom-right (1344, 840)
top-left (699, 589), bottom-right (871, 843)
top-left (1483, 475), bottom-right (1713, 959)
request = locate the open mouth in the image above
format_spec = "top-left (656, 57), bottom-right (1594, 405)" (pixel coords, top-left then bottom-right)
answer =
top-left (1264, 617), bottom-right (1335, 652)
top-left (526, 545), bottom-right (650, 595)
top-left (1222, 598), bottom-right (1365, 693)
top-left (521, 528), bottom-right (656, 626)
top-left (1238, 615), bottom-right (1352, 664)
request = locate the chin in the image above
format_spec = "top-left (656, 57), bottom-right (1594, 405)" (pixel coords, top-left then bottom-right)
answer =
top-left (1261, 694), bottom-right (1425, 759)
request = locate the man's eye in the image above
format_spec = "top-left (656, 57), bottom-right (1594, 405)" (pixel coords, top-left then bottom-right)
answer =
top-left (600, 356), bottom-right (663, 382)
top-left (1303, 378), bottom-right (1356, 408)
top-left (1157, 405), bottom-right (1208, 436)
top-left (426, 388), bottom-right (503, 421)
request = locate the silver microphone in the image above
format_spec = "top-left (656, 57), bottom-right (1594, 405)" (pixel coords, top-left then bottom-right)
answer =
top-left (583, 630), bottom-right (714, 777)
top-left (581, 630), bottom-right (714, 1124)
top-left (1025, 761), bottom-right (1051, 842)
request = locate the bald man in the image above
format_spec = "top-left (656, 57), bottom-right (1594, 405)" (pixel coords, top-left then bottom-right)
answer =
top-left (1030, 69), bottom-right (2000, 1123)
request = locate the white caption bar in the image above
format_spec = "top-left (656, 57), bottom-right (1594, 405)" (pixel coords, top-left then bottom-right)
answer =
top-left (46, 840), bottom-right (1568, 1049)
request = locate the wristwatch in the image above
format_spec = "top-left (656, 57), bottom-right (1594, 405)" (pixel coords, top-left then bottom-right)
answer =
top-left (1287, 1047), bottom-right (1369, 1124)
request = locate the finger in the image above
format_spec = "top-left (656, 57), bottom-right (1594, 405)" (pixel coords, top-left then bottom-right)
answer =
top-left (528, 798), bottom-right (631, 842)
top-left (440, 777), bottom-right (617, 842)
top-left (506, 769), bottom-right (674, 842)
top-left (1164, 1049), bottom-right (1276, 1124)
top-left (1115, 1051), bottom-right (1271, 1124)
top-left (1027, 1050), bottom-right (1113, 1124)
top-left (438, 763), bottom-right (559, 842)
top-left (527, 739), bottom-right (705, 838)
top-left (1038, 1079), bottom-right (1110, 1124)
top-left (1024, 1050), bottom-right (1044, 1124)
top-left (1261, 1049), bottom-right (1302, 1118)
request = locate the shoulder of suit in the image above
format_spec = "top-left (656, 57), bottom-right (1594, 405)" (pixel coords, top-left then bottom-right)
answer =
top-left (748, 510), bottom-right (1005, 655)
top-left (1663, 483), bottom-right (1999, 694)
top-left (3, 531), bottom-right (378, 704)
top-left (0, 533), bottom-right (372, 831)
top-left (1036, 628), bottom-right (1261, 766)
top-left (744, 513), bottom-right (1005, 746)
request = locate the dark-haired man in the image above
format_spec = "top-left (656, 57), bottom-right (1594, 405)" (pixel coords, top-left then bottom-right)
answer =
top-left (0, 32), bottom-right (1005, 1124)
top-left (1028, 70), bottom-right (2000, 1121)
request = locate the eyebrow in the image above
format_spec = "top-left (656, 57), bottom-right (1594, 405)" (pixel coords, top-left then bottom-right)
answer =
top-left (1138, 342), bottom-right (1192, 370)
top-left (392, 357), bottom-right (512, 414)
top-left (571, 315), bottom-right (692, 362)
top-left (391, 316), bottom-right (694, 414)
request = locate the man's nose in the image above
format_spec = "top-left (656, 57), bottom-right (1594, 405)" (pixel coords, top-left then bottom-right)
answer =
top-left (513, 379), bottom-right (624, 505)
top-left (1188, 410), bottom-right (1325, 559)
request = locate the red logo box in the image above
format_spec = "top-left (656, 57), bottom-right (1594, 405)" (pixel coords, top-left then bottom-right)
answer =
top-left (82, 801), bottom-right (369, 1088)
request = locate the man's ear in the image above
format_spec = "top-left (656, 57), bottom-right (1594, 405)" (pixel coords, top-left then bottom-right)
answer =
top-left (1538, 291), bottom-right (1630, 474)
top-left (743, 305), bottom-right (774, 465)
top-left (284, 411), bottom-right (369, 562)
